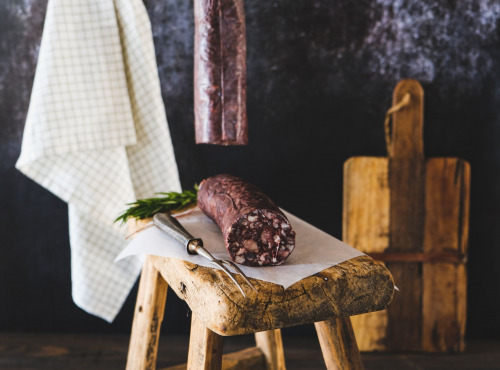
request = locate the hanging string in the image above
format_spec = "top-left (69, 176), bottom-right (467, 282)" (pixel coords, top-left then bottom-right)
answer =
top-left (384, 92), bottom-right (411, 156)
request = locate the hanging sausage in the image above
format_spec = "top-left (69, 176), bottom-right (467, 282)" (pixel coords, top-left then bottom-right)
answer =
top-left (194, 0), bottom-right (248, 145)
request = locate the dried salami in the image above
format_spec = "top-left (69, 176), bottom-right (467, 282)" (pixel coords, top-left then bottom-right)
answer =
top-left (194, 0), bottom-right (248, 145)
top-left (197, 174), bottom-right (295, 266)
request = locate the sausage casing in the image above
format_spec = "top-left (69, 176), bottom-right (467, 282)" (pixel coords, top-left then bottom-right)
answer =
top-left (197, 174), bottom-right (295, 266)
top-left (194, 0), bottom-right (248, 145)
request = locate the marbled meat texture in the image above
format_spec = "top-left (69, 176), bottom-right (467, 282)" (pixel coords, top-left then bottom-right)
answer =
top-left (194, 0), bottom-right (248, 145)
top-left (197, 174), bottom-right (295, 266)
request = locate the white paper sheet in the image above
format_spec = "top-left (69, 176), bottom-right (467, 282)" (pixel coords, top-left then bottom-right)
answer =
top-left (116, 209), bottom-right (364, 289)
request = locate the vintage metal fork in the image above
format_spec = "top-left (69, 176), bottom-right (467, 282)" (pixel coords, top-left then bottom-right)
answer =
top-left (153, 212), bottom-right (258, 297)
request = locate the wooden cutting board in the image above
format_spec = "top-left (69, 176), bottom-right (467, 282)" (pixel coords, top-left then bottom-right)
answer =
top-left (344, 79), bottom-right (470, 352)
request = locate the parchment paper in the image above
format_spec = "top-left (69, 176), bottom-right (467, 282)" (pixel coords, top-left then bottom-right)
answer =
top-left (116, 209), bottom-right (364, 288)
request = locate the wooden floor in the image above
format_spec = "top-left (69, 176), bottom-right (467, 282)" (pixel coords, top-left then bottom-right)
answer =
top-left (0, 333), bottom-right (499, 369)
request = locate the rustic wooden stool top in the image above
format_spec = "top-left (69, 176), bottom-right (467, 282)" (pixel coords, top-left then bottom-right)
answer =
top-left (126, 241), bottom-right (394, 370)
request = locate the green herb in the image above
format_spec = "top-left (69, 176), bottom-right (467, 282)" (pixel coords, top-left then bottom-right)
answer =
top-left (115, 185), bottom-right (198, 224)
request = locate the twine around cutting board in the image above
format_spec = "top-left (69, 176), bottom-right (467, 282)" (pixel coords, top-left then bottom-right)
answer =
top-left (384, 92), bottom-right (411, 157)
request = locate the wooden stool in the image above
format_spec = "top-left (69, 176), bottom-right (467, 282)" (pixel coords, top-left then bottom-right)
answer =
top-left (126, 250), bottom-right (394, 370)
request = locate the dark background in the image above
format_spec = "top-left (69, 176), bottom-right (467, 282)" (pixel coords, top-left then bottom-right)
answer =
top-left (1, 0), bottom-right (499, 340)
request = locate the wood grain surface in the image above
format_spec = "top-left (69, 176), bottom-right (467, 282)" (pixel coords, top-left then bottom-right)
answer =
top-left (344, 79), bottom-right (470, 352)
top-left (126, 256), bottom-right (169, 370)
top-left (386, 79), bottom-right (425, 350)
top-left (149, 254), bottom-right (394, 336)
top-left (344, 157), bottom-right (390, 351)
top-left (422, 158), bottom-right (470, 352)
top-left (186, 314), bottom-right (223, 370)
top-left (255, 329), bottom-right (286, 370)
top-left (315, 317), bottom-right (364, 370)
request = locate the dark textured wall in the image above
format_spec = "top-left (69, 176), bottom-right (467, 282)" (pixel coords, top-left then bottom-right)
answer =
top-left (1, 0), bottom-right (499, 339)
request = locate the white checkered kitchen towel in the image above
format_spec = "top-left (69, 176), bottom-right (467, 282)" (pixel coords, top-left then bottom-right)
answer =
top-left (16, 0), bottom-right (181, 321)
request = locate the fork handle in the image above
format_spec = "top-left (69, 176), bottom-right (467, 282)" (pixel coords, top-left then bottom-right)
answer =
top-left (153, 213), bottom-right (202, 255)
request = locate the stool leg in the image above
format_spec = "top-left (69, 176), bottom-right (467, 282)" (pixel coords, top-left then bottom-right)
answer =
top-left (126, 256), bottom-right (168, 370)
top-left (255, 329), bottom-right (286, 370)
top-left (314, 317), bottom-right (364, 370)
top-left (187, 314), bottom-right (224, 370)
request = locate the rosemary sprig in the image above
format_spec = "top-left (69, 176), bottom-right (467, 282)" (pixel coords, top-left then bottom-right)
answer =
top-left (115, 185), bottom-right (198, 224)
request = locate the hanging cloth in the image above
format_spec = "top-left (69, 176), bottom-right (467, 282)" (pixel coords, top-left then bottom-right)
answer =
top-left (16, 0), bottom-right (181, 322)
